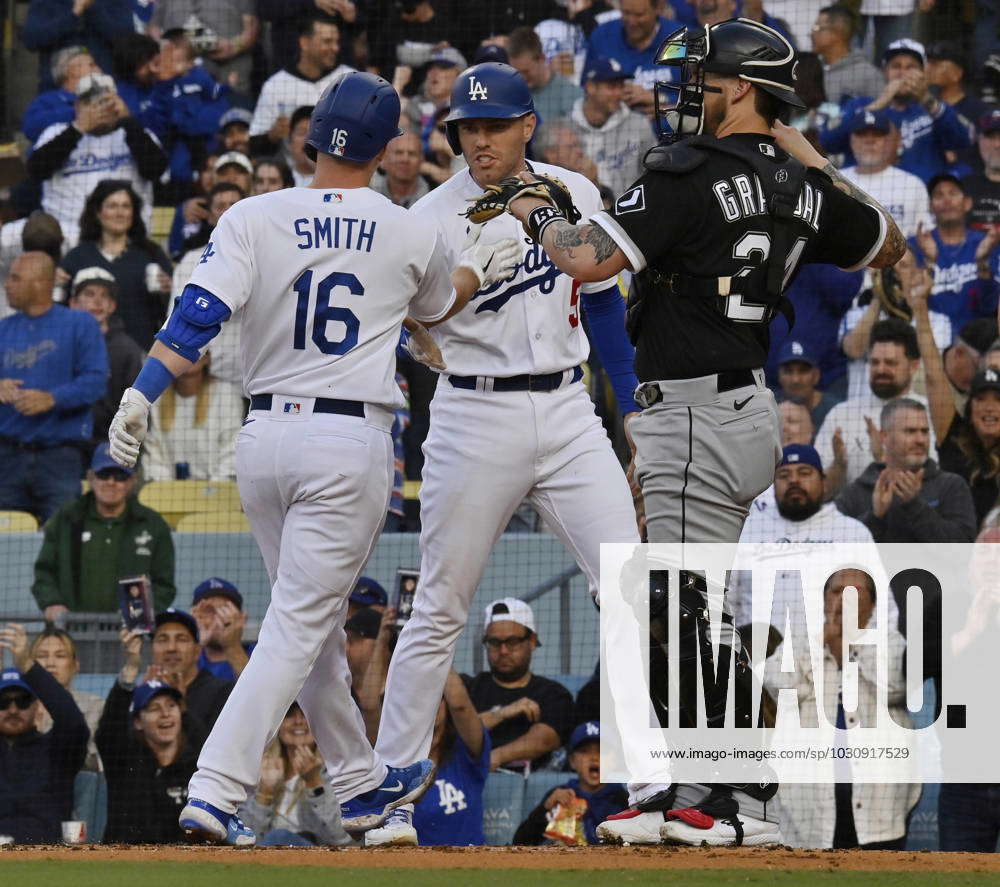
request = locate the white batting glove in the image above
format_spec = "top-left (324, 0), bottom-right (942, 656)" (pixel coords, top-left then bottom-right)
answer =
top-left (458, 225), bottom-right (521, 290)
top-left (108, 387), bottom-right (152, 468)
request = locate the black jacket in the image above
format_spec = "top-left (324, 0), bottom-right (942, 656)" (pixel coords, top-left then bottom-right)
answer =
top-left (0, 663), bottom-right (88, 842)
top-left (184, 669), bottom-right (232, 733)
top-left (835, 458), bottom-right (977, 542)
top-left (96, 682), bottom-right (205, 843)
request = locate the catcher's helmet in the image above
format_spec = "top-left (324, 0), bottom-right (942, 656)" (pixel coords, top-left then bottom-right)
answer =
top-left (653, 18), bottom-right (805, 143)
top-left (305, 71), bottom-right (403, 163)
top-left (443, 62), bottom-right (535, 155)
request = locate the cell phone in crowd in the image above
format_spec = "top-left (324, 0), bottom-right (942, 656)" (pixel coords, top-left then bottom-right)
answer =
top-left (395, 568), bottom-right (420, 627)
top-left (118, 576), bottom-right (154, 634)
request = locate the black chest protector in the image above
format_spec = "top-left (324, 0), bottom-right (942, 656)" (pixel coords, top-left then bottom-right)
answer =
top-left (624, 135), bottom-right (807, 345)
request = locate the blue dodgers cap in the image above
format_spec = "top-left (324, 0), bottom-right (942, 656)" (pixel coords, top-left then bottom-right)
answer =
top-left (848, 108), bottom-right (893, 135)
top-left (776, 340), bottom-right (817, 367)
top-left (91, 441), bottom-right (133, 475)
top-left (154, 607), bottom-right (200, 642)
top-left (350, 577), bottom-right (388, 608)
top-left (0, 668), bottom-right (34, 696)
top-left (192, 577), bottom-right (243, 610)
top-left (581, 55), bottom-right (629, 86)
top-left (779, 444), bottom-right (824, 474)
top-left (473, 44), bottom-right (509, 65)
top-left (129, 679), bottom-right (183, 716)
top-left (429, 46), bottom-right (467, 69)
top-left (569, 720), bottom-right (601, 752)
top-left (218, 107), bottom-right (253, 129)
top-left (882, 38), bottom-right (926, 66)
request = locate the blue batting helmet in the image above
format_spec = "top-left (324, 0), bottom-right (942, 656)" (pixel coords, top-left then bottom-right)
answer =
top-left (305, 71), bottom-right (403, 164)
top-left (444, 63), bottom-right (535, 155)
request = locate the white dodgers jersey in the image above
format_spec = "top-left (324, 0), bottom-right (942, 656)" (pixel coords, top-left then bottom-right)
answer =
top-left (187, 187), bottom-right (455, 408)
top-left (411, 162), bottom-right (616, 377)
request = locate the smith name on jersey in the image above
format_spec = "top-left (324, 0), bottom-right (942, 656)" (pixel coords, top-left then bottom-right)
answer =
top-left (186, 186), bottom-right (456, 409)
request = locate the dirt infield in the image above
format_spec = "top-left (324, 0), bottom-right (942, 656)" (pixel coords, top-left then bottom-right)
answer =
top-left (4, 844), bottom-right (1000, 873)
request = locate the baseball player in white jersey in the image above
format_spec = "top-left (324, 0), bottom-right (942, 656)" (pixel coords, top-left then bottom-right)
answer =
top-left (107, 72), bottom-right (521, 845)
top-left (368, 62), bottom-right (641, 846)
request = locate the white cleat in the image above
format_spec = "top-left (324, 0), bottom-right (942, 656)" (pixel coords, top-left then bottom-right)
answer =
top-left (364, 805), bottom-right (418, 847)
top-left (596, 808), bottom-right (668, 845)
top-left (659, 807), bottom-right (783, 847)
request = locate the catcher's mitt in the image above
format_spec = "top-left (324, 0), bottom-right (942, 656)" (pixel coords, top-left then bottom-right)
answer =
top-left (463, 174), bottom-right (581, 242)
top-left (871, 266), bottom-right (910, 321)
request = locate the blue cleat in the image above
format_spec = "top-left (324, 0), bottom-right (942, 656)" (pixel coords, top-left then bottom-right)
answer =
top-left (340, 760), bottom-right (436, 832)
top-left (179, 798), bottom-right (256, 846)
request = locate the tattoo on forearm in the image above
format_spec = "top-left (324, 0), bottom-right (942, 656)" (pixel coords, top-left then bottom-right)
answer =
top-left (551, 221), bottom-right (583, 259)
top-left (821, 161), bottom-right (905, 268)
top-left (549, 221), bottom-right (618, 265)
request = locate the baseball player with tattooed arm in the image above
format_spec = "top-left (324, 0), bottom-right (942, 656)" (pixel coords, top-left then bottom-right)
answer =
top-left (496, 19), bottom-right (906, 847)
top-left (366, 62), bottom-right (642, 847)
top-left (106, 72), bottom-right (522, 845)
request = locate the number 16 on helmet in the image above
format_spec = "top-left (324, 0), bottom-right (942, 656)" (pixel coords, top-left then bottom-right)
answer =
top-left (305, 71), bottom-right (405, 164)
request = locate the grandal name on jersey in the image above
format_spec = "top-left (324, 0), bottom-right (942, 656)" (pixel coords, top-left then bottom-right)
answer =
top-left (711, 172), bottom-right (823, 231)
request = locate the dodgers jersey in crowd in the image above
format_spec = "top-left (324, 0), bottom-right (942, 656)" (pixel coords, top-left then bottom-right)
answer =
top-left (34, 122), bottom-right (156, 246)
top-left (411, 161), bottom-right (613, 377)
top-left (186, 186), bottom-right (455, 408)
top-left (732, 493), bottom-right (891, 651)
top-left (841, 164), bottom-right (931, 238)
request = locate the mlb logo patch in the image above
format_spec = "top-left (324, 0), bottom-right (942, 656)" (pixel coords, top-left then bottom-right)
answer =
top-left (323, 193), bottom-right (344, 203)
top-left (283, 402), bottom-right (302, 414)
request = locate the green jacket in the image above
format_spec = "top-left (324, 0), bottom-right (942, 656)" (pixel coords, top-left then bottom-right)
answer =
top-left (32, 492), bottom-right (176, 612)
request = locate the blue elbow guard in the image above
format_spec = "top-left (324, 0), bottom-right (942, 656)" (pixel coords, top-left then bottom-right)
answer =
top-left (154, 284), bottom-right (232, 362)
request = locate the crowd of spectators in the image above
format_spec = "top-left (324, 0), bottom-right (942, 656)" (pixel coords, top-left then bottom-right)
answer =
top-left (0, 0), bottom-right (999, 854)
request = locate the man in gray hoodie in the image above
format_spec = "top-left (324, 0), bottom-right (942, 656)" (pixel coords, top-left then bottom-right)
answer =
top-left (836, 396), bottom-right (976, 542)
top-left (564, 56), bottom-right (655, 198)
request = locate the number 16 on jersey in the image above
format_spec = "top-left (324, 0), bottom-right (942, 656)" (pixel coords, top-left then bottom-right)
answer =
top-left (292, 269), bottom-right (364, 355)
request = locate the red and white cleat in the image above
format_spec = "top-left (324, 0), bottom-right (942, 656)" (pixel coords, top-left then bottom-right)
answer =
top-left (659, 806), bottom-right (783, 847)
top-left (596, 808), bottom-right (669, 845)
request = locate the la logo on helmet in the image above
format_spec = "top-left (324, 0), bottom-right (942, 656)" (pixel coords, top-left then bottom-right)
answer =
top-left (468, 77), bottom-right (488, 101)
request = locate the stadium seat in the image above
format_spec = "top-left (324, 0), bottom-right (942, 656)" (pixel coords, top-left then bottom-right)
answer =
top-left (137, 480), bottom-right (242, 528)
top-left (73, 673), bottom-right (117, 697)
top-left (176, 512), bottom-right (251, 533)
top-left (150, 206), bottom-right (174, 247)
top-left (548, 674), bottom-right (589, 698)
top-left (523, 772), bottom-right (571, 813)
top-left (403, 480), bottom-right (421, 500)
top-left (0, 510), bottom-right (38, 531)
top-left (481, 771), bottom-right (526, 846)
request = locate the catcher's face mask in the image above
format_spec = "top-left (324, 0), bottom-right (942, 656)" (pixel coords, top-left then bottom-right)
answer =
top-left (652, 26), bottom-right (722, 144)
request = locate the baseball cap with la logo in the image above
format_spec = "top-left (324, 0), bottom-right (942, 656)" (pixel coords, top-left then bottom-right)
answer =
top-left (970, 369), bottom-right (1000, 397)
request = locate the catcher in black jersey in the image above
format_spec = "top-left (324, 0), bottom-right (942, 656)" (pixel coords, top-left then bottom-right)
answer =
top-left (497, 17), bottom-right (906, 848)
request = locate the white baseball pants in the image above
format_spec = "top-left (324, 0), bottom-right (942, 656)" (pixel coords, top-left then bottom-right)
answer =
top-left (188, 402), bottom-right (394, 812)
top-left (376, 380), bottom-right (639, 766)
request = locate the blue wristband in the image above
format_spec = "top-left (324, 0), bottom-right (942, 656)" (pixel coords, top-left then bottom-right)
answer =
top-left (133, 356), bottom-right (175, 403)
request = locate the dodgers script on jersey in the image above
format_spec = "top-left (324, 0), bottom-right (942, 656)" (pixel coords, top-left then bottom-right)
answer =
top-left (186, 186), bottom-right (455, 408)
top-left (411, 161), bottom-right (614, 377)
